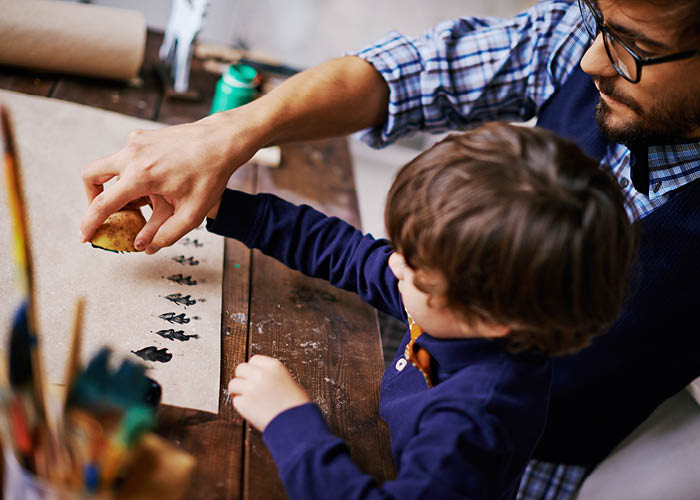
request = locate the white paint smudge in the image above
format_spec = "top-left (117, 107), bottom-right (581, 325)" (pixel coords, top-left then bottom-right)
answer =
top-left (230, 312), bottom-right (247, 324)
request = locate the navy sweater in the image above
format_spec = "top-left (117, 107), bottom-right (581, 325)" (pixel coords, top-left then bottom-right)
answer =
top-left (535, 65), bottom-right (700, 464)
top-left (208, 189), bottom-right (551, 500)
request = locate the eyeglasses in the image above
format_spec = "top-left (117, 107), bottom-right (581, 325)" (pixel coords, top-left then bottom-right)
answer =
top-left (578, 0), bottom-right (699, 83)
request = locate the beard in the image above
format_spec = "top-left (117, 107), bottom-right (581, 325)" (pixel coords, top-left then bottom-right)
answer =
top-left (594, 76), bottom-right (700, 147)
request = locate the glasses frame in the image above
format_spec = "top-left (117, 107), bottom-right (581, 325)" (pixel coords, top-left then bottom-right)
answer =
top-left (578, 0), bottom-right (699, 83)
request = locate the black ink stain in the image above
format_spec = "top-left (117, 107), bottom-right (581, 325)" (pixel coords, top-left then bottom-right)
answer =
top-left (180, 237), bottom-right (204, 248)
top-left (167, 274), bottom-right (197, 286)
top-left (163, 293), bottom-right (196, 307)
top-left (132, 346), bottom-right (172, 363)
top-left (290, 287), bottom-right (314, 305)
top-left (155, 329), bottom-right (199, 342)
top-left (159, 312), bottom-right (191, 324)
top-left (290, 287), bottom-right (337, 307)
top-left (172, 255), bottom-right (200, 266)
top-left (90, 244), bottom-right (122, 254)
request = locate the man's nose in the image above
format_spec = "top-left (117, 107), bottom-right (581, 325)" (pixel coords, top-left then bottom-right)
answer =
top-left (580, 34), bottom-right (618, 78)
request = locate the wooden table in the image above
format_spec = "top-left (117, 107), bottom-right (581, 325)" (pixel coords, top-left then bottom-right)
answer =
top-left (0, 31), bottom-right (394, 499)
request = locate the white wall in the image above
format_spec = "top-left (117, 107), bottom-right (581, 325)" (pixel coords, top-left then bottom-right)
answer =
top-left (90, 0), bottom-right (533, 69)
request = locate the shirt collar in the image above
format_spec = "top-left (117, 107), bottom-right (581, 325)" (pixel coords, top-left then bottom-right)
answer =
top-left (630, 139), bottom-right (700, 197)
top-left (414, 332), bottom-right (544, 375)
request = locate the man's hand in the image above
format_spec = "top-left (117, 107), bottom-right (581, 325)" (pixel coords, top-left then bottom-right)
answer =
top-left (79, 110), bottom-right (259, 254)
top-left (228, 355), bottom-right (311, 432)
top-left (79, 56), bottom-right (388, 254)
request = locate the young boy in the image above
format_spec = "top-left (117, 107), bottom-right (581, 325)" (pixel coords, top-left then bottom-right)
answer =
top-left (206, 122), bottom-right (638, 499)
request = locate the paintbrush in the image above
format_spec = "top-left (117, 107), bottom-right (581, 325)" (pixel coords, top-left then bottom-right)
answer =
top-left (1, 106), bottom-right (47, 416)
top-left (64, 297), bottom-right (86, 404)
top-left (2, 107), bottom-right (51, 473)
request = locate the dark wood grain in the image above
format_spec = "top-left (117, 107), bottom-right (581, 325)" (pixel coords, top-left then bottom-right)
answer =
top-left (0, 67), bottom-right (56, 97)
top-left (50, 32), bottom-right (163, 120)
top-left (0, 29), bottom-right (392, 500)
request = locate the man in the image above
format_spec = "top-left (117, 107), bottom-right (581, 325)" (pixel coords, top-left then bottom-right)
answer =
top-left (80, 1), bottom-right (700, 498)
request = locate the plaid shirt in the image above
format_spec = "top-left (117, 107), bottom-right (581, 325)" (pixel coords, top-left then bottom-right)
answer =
top-left (352, 0), bottom-right (700, 222)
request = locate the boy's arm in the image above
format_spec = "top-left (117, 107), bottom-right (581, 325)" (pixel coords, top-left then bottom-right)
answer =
top-left (206, 189), bottom-right (405, 320)
top-left (262, 400), bottom-right (511, 500)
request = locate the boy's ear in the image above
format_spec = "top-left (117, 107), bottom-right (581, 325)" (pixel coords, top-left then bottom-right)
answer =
top-left (459, 320), bottom-right (511, 338)
top-left (484, 323), bottom-right (511, 338)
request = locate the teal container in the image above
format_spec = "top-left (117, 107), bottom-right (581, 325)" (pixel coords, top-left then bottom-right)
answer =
top-left (210, 64), bottom-right (258, 114)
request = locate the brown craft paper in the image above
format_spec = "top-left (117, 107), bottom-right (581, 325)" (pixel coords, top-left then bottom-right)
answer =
top-left (0, 89), bottom-right (223, 413)
top-left (0, 0), bottom-right (146, 81)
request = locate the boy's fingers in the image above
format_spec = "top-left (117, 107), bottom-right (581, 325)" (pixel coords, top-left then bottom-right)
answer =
top-left (248, 354), bottom-right (275, 366)
top-left (234, 362), bottom-right (253, 379)
top-left (82, 153), bottom-right (121, 203)
top-left (227, 378), bottom-right (245, 395)
top-left (231, 395), bottom-right (246, 414)
top-left (134, 195), bottom-right (174, 251)
top-left (79, 179), bottom-right (144, 242)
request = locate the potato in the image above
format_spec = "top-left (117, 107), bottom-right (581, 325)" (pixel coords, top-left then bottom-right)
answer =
top-left (90, 208), bottom-right (146, 253)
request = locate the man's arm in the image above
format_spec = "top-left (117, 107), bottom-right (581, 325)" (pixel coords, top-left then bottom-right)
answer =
top-left (79, 56), bottom-right (389, 252)
top-left (80, 0), bottom-right (581, 252)
top-left (254, 56), bottom-right (390, 146)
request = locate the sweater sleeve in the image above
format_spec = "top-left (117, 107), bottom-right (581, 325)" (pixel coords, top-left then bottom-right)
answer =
top-left (263, 402), bottom-right (511, 500)
top-left (206, 189), bottom-right (405, 320)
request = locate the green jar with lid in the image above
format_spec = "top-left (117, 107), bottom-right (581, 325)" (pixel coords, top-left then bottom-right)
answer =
top-left (210, 64), bottom-right (258, 114)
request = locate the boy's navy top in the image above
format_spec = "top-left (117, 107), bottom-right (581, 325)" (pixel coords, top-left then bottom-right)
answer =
top-left (208, 190), bottom-right (551, 500)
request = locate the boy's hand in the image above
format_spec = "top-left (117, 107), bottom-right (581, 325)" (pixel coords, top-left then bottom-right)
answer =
top-left (228, 355), bottom-right (311, 431)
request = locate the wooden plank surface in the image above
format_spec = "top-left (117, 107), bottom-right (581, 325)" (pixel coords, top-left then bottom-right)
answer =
top-left (245, 140), bottom-right (395, 499)
top-left (0, 68), bottom-right (56, 97)
top-left (0, 29), bottom-right (394, 499)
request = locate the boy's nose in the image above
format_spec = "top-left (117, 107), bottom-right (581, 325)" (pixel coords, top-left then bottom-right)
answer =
top-left (580, 34), bottom-right (618, 78)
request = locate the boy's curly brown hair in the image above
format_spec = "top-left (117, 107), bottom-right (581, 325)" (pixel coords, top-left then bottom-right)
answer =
top-left (385, 122), bottom-right (639, 356)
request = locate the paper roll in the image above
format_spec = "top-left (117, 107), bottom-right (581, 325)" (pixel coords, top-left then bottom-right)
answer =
top-left (0, 0), bottom-right (146, 81)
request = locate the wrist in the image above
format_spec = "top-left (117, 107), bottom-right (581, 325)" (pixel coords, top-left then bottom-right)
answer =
top-left (207, 198), bottom-right (222, 219)
top-left (216, 95), bottom-right (282, 154)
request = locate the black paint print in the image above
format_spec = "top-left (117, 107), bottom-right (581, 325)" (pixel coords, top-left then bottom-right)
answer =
top-left (291, 287), bottom-right (314, 305)
top-left (132, 346), bottom-right (172, 363)
top-left (163, 293), bottom-right (197, 307)
top-left (155, 329), bottom-right (199, 342)
top-left (290, 287), bottom-right (337, 307)
top-left (180, 237), bottom-right (203, 248)
top-left (159, 312), bottom-right (191, 324)
top-left (90, 244), bottom-right (123, 254)
top-left (167, 274), bottom-right (197, 286)
top-left (172, 255), bottom-right (200, 266)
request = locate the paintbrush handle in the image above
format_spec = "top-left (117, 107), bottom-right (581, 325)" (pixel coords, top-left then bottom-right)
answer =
top-left (1, 106), bottom-right (48, 424)
top-left (64, 297), bottom-right (85, 403)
